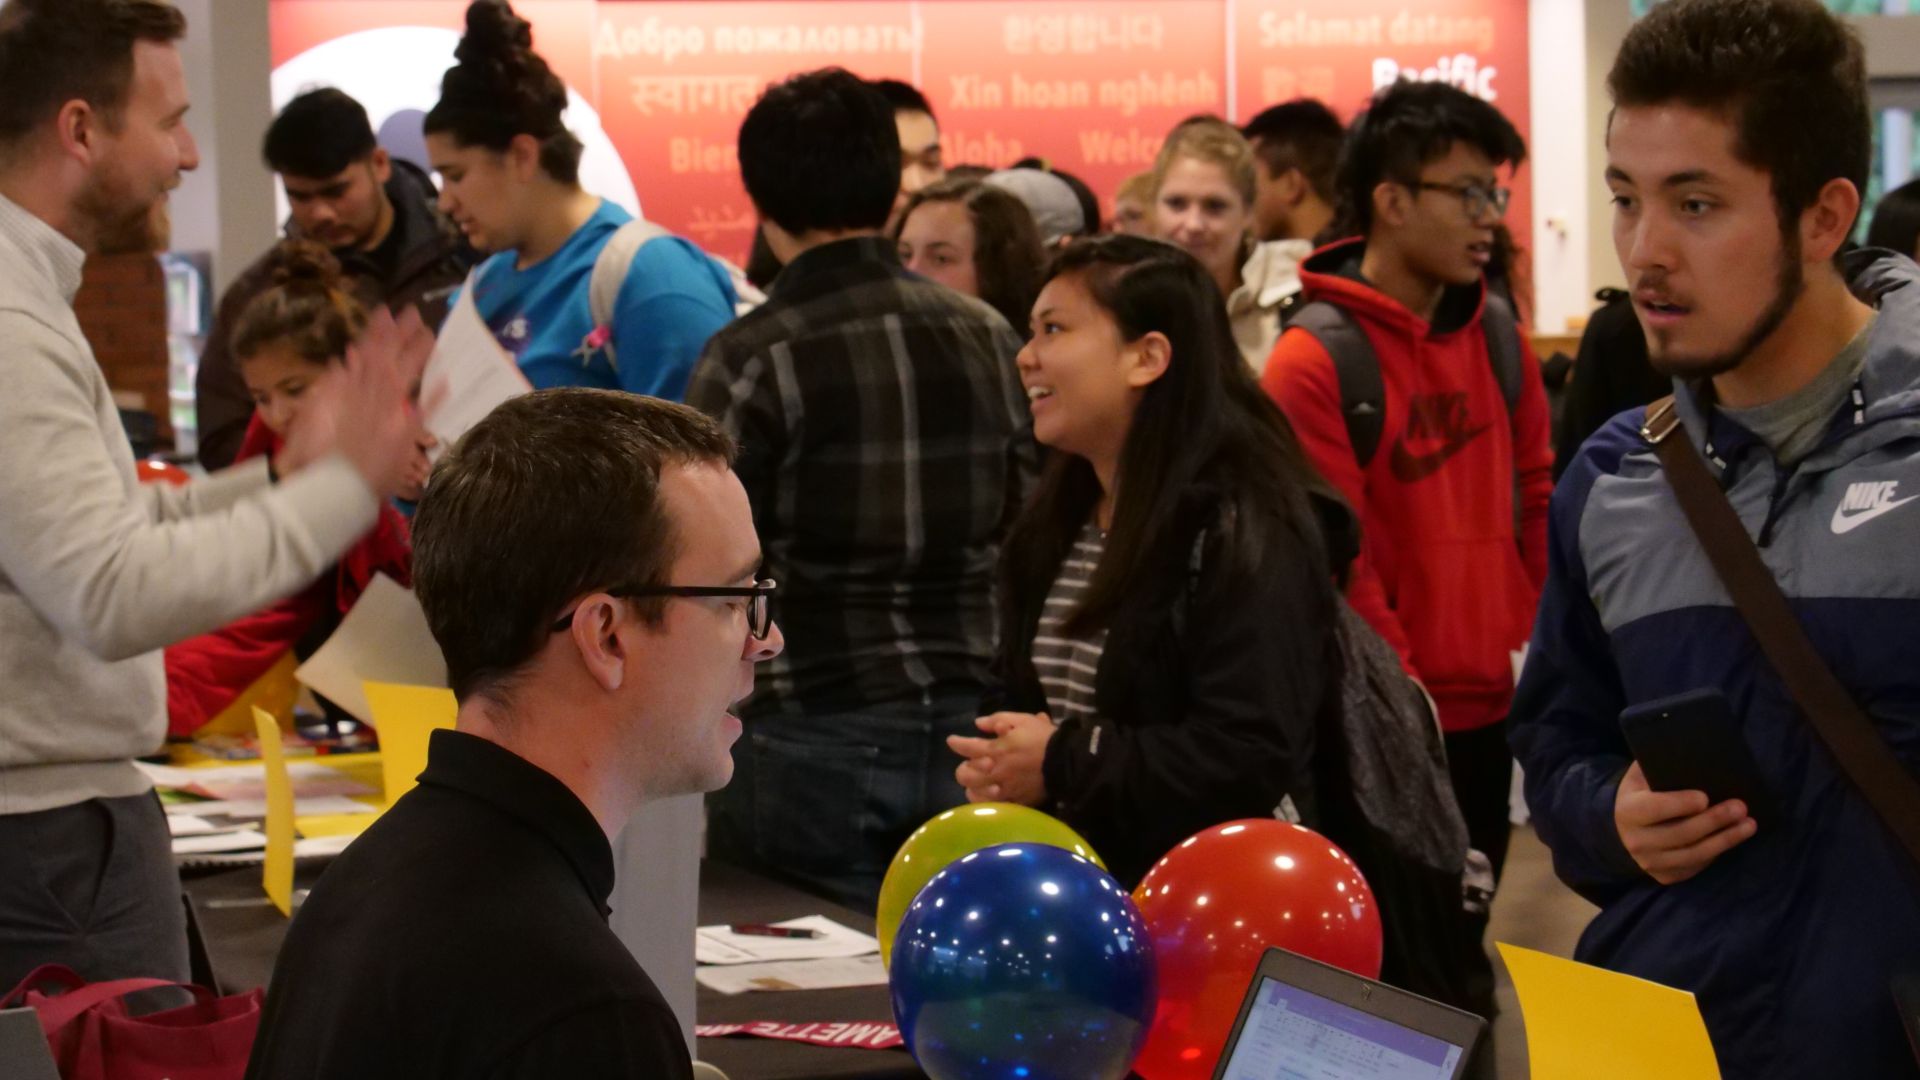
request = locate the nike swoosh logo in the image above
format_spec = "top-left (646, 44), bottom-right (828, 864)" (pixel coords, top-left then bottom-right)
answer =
top-left (1831, 494), bottom-right (1920, 534)
top-left (1389, 424), bottom-right (1490, 482)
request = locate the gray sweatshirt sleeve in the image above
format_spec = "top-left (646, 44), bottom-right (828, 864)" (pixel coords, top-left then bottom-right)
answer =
top-left (0, 313), bottom-right (379, 661)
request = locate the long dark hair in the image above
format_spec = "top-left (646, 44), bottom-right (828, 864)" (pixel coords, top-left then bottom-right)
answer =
top-left (1004, 234), bottom-right (1344, 635)
top-left (423, 0), bottom-right (583, 184)
top-left (892, 177), bottom-right (1046, 335)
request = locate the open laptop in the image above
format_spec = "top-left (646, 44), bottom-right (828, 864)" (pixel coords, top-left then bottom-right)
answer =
top-left (1210, 948), bottom-right (1487, 1080)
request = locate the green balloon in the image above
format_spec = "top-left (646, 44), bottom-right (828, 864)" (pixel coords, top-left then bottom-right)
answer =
top-left (876, 802), bottom-right (1104, 968)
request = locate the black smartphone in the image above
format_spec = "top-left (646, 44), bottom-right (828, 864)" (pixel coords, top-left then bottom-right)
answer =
top-left (1618, 688), bottom-right (1775, 826)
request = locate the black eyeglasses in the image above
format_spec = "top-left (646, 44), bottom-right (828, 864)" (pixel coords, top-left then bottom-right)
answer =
top-left (550, 579), bottom-right (779, 639)
top-left (1406, 180), bottom-right (1511, 221)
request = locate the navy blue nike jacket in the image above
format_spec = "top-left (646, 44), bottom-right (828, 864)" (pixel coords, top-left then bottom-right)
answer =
top-left (1512, 249), bottom-right (1920, 1080)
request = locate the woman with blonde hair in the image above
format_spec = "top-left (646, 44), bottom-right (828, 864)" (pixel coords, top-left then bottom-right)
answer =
top-left (1151, 117), bottom-right (1310, 372)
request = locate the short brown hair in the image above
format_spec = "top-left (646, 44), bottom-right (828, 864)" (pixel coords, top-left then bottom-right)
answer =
top-left (1609, 0), bottom-right (1868, 238)
top-left (412, 390), bottom-right (736, 703)
top-left (0, 0), bottom-right (186, 149)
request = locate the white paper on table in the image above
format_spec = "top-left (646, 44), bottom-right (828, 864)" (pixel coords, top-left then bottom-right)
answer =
top-left (166, 815), bottom-right (219, 836)
top-left (417, 278), bottom-right (529, 459)
top-left (695, 916), bottom-right (880, 966)
top-left (695, 955), bottom-right (889, 995)
top-left (171, 830), bottom-right (269, 855)
top-left (292, 834), bottom-right (359, 858)
top-left (139, 761), bottom-right (374, 802)
top-left (294, 573), bottom-right (447, 726)
top-left (162, 796), bottom-right (377, 820)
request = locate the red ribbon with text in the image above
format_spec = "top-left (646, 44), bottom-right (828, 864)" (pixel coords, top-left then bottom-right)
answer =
top-left (695, 1020), bottom-right (904, 1050)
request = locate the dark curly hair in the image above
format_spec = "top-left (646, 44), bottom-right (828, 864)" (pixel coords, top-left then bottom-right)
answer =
top-left (423, 0), bottom-right (582, 184)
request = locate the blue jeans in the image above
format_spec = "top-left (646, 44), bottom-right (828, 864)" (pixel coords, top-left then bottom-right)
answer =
top-left (706, 693), bottom-right (979, 912)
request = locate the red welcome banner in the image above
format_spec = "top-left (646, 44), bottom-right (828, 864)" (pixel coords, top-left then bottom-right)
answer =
top-left (695, 1020), bottom-right (905, 1050)
top-left (269, 0), bottom-right (1531, 262)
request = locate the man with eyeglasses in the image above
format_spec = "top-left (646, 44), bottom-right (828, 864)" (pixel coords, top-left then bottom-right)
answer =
top-left (247, 389), bottom-right (782, 1080)
top-left (1260, 79), bottom-right (1552, 1019)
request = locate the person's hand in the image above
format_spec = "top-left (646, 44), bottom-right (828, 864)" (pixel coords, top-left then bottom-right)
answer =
top-left (1613, 760), bottom-right (1756, 885)
top-left (397, 427), bottom-right (439, 502)
top-left (274, 307), bottom-right (434, 501)
top-left (948, 711), bottom-right (1054, 807)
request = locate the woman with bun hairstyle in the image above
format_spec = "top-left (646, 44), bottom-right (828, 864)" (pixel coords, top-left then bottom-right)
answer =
top-left (892, 177), bottom-right (1047, 336)
top-left (163, 241), bottom-right (425, 739)
top-left (425, 0), bottom-right (737, 399)
top-left (948, 235), bottom-right (1357, 887)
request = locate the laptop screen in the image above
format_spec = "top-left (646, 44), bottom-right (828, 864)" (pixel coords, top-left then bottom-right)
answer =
top-left (1218, 976), bottom-right (1468, 1080)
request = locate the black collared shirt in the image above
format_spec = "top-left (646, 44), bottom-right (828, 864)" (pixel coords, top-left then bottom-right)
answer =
top-left (685, 235), bottom-right (1035, 716)
top-left (245, 730), bottom-right (692, 1080)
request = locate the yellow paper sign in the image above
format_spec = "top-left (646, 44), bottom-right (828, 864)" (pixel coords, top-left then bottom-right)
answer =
top-left (251, 708), bottom-right (295, 917)
top-left (1499, 943), bottom-right (1721, 1080)
top-left (362, 682), bottom-right (457, 805)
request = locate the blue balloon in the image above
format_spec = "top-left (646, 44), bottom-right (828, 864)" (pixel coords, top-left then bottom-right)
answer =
top-left (889, 842), bottom-right (1157, 1080)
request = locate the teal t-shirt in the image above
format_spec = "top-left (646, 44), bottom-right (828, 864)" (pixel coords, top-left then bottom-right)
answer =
top-left (469, 200), bottom-right (735, 401)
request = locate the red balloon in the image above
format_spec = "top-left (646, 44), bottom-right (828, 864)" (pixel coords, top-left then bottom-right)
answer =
top-left (135, 459), bottom-right (190, 486)
top-left (1129, 820), bottom-right (1382, 1080)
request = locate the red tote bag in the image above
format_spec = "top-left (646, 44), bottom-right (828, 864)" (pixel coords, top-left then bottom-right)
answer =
top-left (1, 964), bottom-right (261, 1080)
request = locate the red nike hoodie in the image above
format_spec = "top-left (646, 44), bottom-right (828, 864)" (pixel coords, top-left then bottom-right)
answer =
top-left (1261, 239), bottom-right (1553, 733)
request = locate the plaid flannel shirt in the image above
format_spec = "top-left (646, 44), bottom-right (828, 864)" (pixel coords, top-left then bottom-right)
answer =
top-left (686, 236), bottom-right (1035, 716)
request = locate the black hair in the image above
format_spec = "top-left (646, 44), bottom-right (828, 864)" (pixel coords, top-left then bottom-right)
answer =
top-left (1610, 0), bottom-right (1867, 244)
top-left (1242, 98), bottom-right (1345, 205)
top-left (1867, 179), bottom-right (1920, 259)
top-left (1335, 81), bottom-right (1526, 235)
top-left (423, 0), bottom-right (582, 185)
top-left (262, 88), bottom-right (377, 180)
top-left (871, 78), bottom-right (935, 120)
top-left (1005, 235), bottom-right (1343, 635)
top-left (739, 68), bottom-right (898, 236)
top-left (1012, 157), bottom-right (1101, 239)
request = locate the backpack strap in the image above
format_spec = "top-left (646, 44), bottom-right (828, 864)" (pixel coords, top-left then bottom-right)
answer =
top-left (1288, 301), bottom-right (1387, 469)
top-left (583, 219), bottom-right (764, 376)
top-left (1480, 290), bottom-right (1524, 418)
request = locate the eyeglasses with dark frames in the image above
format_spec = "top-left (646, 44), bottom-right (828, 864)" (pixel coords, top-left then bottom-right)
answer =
top-left (1405, 180), bottom-right (1511, 221)
top-left (549, 579), bottom-right (778, 639)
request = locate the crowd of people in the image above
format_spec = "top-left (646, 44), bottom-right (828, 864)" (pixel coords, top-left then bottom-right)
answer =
top-left (0, 0), bottom-right (1917, 1077)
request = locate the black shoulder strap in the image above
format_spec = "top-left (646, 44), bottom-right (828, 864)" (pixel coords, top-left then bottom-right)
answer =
top-left (1289, 301), bottom-right (1386, 468)
top-left (1480, 291), bottom-right (1524, 418)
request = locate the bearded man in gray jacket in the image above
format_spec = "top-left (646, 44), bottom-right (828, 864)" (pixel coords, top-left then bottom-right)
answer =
top-left (0, 0), bottom-right (426, 991)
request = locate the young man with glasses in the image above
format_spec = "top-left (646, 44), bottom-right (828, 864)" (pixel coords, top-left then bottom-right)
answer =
top-left (1260, 80), bottom-right (1552, 1005)
top-left (247, 389), bottom-right (783, 1079)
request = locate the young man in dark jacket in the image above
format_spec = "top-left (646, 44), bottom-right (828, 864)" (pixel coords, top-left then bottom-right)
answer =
top-left (1513, 1), bottom-right (1920, 1076)
top-left (196, 88), bottom-right (473, 468)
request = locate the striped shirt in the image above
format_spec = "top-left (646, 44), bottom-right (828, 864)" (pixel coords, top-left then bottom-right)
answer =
top-left (686, 236), bottom-right (1034, 715)
top-left (1032, 523), bottom-right (1109, 725)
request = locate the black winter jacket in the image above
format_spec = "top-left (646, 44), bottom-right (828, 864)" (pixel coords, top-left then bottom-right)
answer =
top-left (992, 486), bottom-right (1358, 887)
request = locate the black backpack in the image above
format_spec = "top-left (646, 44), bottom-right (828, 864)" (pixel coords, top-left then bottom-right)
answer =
top-left (1175, 533), bottom-right (1496, 1017)
top-left (1284, 292), bottom-right (1526, 468)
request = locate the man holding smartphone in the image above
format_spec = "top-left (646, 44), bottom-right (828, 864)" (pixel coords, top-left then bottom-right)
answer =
top-left (1511, 1), bottom-right (1920, 1077)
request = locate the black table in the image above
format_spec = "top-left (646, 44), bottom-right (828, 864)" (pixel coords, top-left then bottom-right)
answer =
top-left (183, 860), bottom-right (922, 1080)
